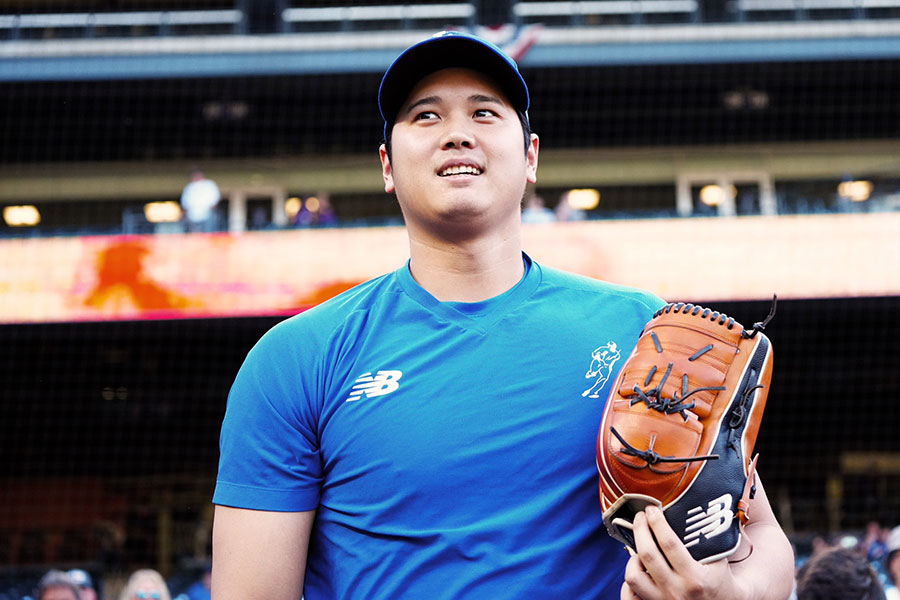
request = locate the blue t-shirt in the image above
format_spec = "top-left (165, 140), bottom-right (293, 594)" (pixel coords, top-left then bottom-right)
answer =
top-left (214, 255), bottom-right (664, 599)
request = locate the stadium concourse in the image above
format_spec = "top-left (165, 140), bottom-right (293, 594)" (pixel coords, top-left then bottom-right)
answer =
top-left (1, 0), bottom-right (900, 599)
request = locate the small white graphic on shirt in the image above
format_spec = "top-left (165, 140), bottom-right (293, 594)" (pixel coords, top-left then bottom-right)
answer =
top-left (582, 342), bottom-right (621, 398)
top-left (346, 370), bottom-right (403, 402)
top-left (684, 494), bottom-right (734, 548)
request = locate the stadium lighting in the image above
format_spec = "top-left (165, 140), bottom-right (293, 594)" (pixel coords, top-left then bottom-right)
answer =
top-left (144, 201), bottom-right (183, 223)
top-left (565, 189), bottom-right (600, 211)
top-left (699, 184), bottom-right (736, 207)
top-left (285, 197), bottom-right (302, 219)
top-left (3, 205), bottom-right (41, 226)
top-left (837, 180), bottom-right (873, 202)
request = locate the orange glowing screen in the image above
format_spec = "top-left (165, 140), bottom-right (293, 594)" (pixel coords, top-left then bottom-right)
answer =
top-left (1, 213), bottom-right (897, 324)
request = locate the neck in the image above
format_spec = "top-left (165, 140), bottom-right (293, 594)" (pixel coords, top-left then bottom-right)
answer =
top-left (406, 231), bottom-right (525, 302)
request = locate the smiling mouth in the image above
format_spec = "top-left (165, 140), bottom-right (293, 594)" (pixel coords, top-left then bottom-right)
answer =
top-left (438, 165), bottom-right (482, 177)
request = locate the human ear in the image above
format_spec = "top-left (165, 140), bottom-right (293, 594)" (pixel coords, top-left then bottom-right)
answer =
top-left (379, 144), bottom-right (395, 193)
top-left (526, 133), bottom-right (540, 184)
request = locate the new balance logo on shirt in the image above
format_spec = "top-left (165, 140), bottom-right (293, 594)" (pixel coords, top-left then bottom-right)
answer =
top-left (684, 494), bottom-right (733, 548)
top-left (346, 370), bottom-right (403, 402)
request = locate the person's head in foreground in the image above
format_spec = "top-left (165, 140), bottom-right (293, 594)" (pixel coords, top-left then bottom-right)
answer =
top-left (118, 569), bottom-right (171, 600)
top-left (35, 570), bottom-right (81, 600)
top-left (795, 546), bottom-right (886, 600)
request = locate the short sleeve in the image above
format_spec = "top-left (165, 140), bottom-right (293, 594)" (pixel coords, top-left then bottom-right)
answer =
top-left (213, 320), bottom-right (323, 511)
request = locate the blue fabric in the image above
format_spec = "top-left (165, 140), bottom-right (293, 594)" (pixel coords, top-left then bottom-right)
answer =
top-left (214, 254), bottom-right (665, 599)
top-left (184, 581), bottom-right (211, 600)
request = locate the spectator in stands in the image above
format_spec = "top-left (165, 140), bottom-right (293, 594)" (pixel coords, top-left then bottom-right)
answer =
top-left (118, 569), bottom-right (171, 600)
top-left (863, 521), bottom-right (890, 563)
top-left (886, 525), bottom-right (900, 600)
top-left (34, 570), bottom-right (81, 600)
top-left (795, 546), bottom-right (886, 600)
top-left (67, 569), bottom-right (98, 600)
top-left (555, 193), bottom-right (587, 221)
top-left (807, 534), bottom-right (833, 559)
top-left (291, 195), bottom-right (338, 228)
top-left (183, 564), bottom-right (211, 600)
top-left (521, 193), bottom-right (556, 223)
top-left (179, 168), bottom-right (221, 232)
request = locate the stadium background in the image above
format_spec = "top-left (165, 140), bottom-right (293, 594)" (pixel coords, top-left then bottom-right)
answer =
top-left (1, 0), bottom-right (900, 597)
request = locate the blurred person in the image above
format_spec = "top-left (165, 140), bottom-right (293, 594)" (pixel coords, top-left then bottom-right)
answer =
top-left (886, 525), bottom-right (900, 600)
top-left (810, 534), bottom-right (833, 558)
top-left (521, 192), bottom-right (555, 223)
top-left (315, 196), bottom-right (338, 226)
top-left (292, 195), bottom-right (338, 228)
top-left (212, 31), bottom-right (794, 600)
top-left (34, 570), bottom-right (81, 600)
top-left (865, 521), bottom-right (890, 563)
top-left (117, 569), bottom-right (171, 600)
top-left (183, 565), bottom-right (210, 600)
top-left (67, 569), bottom-right (98, 600)
top-left (795, 546), bottom-right (886, 600)
top-left (179, 168), bottom-right (221, 232)
top-left (555, 193), bottom-right (587, 221)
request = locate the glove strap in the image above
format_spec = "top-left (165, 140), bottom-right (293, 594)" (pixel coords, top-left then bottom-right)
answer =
top-left (737, 453), bottom-right (759, 524)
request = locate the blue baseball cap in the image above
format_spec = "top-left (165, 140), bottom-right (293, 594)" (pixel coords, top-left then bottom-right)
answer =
top-left (378, 31), bottom-right (530, 139)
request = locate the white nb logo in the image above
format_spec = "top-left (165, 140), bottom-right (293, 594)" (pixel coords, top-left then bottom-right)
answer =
top-left (346, 370), bottom-right (403, 402)
top-left (684, 493), bottom-right (734, 548)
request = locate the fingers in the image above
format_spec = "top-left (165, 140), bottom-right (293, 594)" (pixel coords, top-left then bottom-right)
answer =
top-left (622, 554), bottom-right (653, 600)
top-left (624, 506), bottom-right (743, 600)
top-left (626, 506), bottom-right (702, 598)
top-left (631, 509), bottom-right (669, 574)
top-left (642, 505), bottom-right (699, 572)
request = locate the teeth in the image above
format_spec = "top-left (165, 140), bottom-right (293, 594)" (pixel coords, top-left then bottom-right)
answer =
top-left (440, 165), bottom-right (481, 177)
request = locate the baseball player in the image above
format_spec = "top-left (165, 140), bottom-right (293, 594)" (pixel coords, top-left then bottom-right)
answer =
top-left (211, 31), bottom-right (794, 599)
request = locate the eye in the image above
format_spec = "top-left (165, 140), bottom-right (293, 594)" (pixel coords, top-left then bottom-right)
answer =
top-left (474, 108), bottom-right (499, 118)
top-left (413, 110), bottom-right (439, 121)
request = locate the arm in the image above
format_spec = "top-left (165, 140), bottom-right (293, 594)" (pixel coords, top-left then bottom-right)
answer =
top-left (212, 505), bottom-right (315, 600)
top-left (622, 475), bottom-right (795, 600)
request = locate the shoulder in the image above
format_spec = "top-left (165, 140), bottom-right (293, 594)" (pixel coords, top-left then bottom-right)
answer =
top-left (536, 262), bottom-right (666, 314)
top-left (250, 271), bottom-right (400, 354)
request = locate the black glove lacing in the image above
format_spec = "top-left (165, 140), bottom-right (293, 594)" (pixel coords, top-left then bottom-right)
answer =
top-left (610, 426), bottom-right (719, 465)
top-left (612, 299), bottom-right (777, 467)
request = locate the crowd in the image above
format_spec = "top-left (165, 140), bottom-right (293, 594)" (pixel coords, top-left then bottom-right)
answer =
top-left (792, 522), bottom-right (900, 600)
top-left (16, 522), bottom-right (900, 599)
top-left (27, 566), bottom-right (210, 600)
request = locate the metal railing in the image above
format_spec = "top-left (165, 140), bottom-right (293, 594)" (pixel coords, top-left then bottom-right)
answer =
top-left (281, 3), bottom-right (476, 32)
top-left (0, 9), bottom-right (244, 39)
top-left (512, 0), bottom-right (700, 24)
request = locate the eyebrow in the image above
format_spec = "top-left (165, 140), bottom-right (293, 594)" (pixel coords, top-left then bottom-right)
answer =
top-left (403, 93), bottom-right (506, 116)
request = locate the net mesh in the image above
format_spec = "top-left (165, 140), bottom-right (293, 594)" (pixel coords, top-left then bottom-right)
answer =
top-left (1, 1), bottom-right (899, 596)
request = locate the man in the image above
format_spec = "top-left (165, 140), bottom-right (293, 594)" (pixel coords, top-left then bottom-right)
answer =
top-left (212, 31), bottom-right (794, 599)
top-left (34, 570), bottom-right (81, 600)
top-left (179, 168), bottom-right (221, 232)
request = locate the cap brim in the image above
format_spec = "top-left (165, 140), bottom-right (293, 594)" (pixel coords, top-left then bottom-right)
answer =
top-left (379, 33), bottom-right (529, 136)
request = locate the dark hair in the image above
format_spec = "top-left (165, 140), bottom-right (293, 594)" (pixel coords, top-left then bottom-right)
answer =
top-left (383, 110), bottom-right (532, 165)
top-left (796, 547), bottom-right (886, 600)
top-left (35, 570), bottom-right (82, 600)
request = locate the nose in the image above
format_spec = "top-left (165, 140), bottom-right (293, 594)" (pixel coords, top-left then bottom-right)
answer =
top-left (441, 114), bottom-right (475, 150)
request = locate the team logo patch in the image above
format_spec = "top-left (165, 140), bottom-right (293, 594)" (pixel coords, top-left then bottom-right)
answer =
top-left (346, 370), bottom-right (403, 402)
top-left (582, 341), bottom-right (621, 398)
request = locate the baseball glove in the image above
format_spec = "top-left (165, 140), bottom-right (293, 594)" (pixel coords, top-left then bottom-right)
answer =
top-left (596, 300), bottom-right (775, 564)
